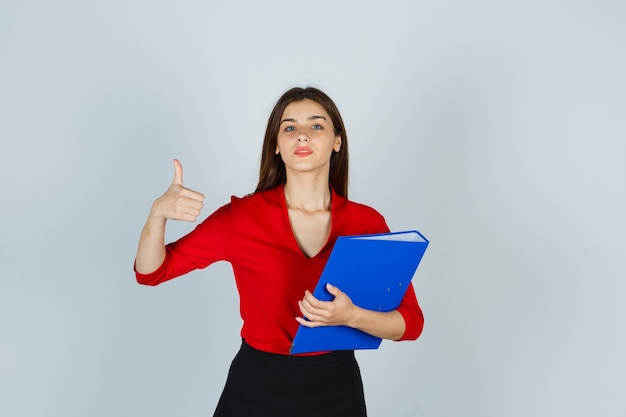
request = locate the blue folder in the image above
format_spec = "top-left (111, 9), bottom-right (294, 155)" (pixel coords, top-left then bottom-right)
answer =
top-left (290, 230), bottom-right (429, 355)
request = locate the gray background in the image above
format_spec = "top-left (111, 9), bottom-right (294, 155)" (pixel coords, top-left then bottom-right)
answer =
top-left (1, 1), bottom-right (625, 416)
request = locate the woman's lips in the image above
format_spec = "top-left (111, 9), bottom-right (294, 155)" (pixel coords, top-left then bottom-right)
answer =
top-left (294, 147), bottom-right (313, 156)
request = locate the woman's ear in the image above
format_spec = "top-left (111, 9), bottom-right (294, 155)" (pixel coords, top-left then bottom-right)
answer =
top-left (334, 135), bottom-right (342, 152)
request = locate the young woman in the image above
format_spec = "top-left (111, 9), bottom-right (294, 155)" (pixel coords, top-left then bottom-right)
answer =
top-left (134, 87), bottom-right (424, 417)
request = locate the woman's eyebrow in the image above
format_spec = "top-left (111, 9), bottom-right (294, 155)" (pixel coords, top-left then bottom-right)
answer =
top-left (280, 115), bottom-right (327, 124)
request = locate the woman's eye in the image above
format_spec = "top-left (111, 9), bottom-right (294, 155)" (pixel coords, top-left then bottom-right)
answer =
top-left (312, 124), bottom-right (323, 130)
top-left (285, 126), bottom-right (295, 132)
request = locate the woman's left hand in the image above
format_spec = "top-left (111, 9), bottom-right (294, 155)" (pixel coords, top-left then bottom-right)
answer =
top-left (296, 283), bottom-right (357, 328)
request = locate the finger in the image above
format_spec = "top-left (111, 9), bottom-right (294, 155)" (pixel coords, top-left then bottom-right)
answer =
top-left (299, 299), bottom-right (314, 317)
top-left (182, 202), bottom-right (203, 216)
top-left (325, 283), bottom-right (343, 297)
top-left (180, 206), bottom-right (201, 219)
top-left (180, 201), bottom-right (203, 218)
top-left (180, 188), bottom-right (205, 202)
top-left (301, 292), bottom-right (321, 311)
top-left (298, 301), bottom-right (322, 323)
top-left (303, 290), bottom-right (323, 305)
top-left (179, 213), bottom-right (199, 222)
top-left (296, 316), bottom-right (321, 328)
top-left (300, 298), bottom-right (329, 320)
top-left (172, 159), bottom-right (183, 185)
top-left (326, 284), bottom-right (352, 306)
top-left (178, 194), bottom-right (204, 209)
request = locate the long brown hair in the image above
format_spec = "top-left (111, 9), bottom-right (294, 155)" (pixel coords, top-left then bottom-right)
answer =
top-left (255, 87), bottom-right (349, 197)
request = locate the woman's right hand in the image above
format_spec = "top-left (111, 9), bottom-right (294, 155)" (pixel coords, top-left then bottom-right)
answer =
top-left (150, 159), bottom-right (205, 222)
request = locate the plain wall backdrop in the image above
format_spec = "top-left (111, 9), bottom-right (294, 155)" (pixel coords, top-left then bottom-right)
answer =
top-left (1, 1), bottom-right (625, 416)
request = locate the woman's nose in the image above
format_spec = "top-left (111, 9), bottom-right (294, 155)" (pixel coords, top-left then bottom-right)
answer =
top-left (297, 135), bottom-right (309, 142)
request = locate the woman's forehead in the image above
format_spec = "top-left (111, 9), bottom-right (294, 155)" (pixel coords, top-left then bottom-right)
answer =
top-left (281, 99), bottom-right (329, 119)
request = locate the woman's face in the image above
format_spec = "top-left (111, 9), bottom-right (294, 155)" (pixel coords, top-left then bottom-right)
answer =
top-left (275, 99), bottom-right (342, 178)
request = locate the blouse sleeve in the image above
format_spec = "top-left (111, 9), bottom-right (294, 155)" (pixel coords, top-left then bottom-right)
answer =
top-left (135, 202), bottom-right (233, 286)
top-left (395, 282), bottom-right (424, 341)
top-left (373, 213), bottom-right (425, 341)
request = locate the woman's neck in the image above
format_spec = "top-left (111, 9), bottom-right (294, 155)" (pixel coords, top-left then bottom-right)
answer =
top-left (283, 175), bottom-right (331, 212)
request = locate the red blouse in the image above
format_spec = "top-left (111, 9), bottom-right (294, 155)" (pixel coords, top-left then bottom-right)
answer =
top-left (135, 184), bottom-right (424, 355)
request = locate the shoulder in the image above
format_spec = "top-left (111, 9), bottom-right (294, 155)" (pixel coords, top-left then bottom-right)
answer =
top-left (333, 187), bottom-right (384, 219)
top-left (226, 187), bottom-right (283, 222)
top-left (230, 187), bottom-right (281, 209)
top-left (342, 198), bottom-right (386, 221)
top-left (333, 192), bottom-right (389, 234)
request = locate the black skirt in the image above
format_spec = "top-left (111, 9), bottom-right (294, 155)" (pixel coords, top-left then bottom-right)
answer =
top-left (213, 340), bottom-right (367, 417)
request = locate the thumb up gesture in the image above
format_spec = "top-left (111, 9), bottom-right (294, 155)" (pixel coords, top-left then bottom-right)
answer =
top-left (151, 159), bottom-right (205, 222)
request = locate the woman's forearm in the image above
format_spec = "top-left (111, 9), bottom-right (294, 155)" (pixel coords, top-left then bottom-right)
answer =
top-left (349, 308), bottom-right (406, 341)
top-left (135, 214), bottom-right (167, 274)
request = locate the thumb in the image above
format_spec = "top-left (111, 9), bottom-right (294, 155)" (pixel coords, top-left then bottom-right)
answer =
top-left (172, 159), bottom-right (183, 185)
top-left (325, 283), bottom-right (342, 296)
